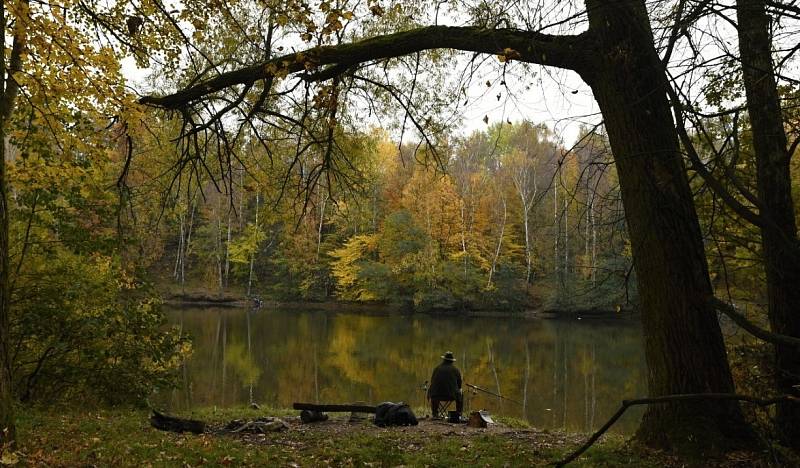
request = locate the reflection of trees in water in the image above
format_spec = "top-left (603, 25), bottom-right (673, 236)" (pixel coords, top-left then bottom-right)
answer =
top-left (163, 308), bottom-right (646, 433)
top-left (169, 309), bottom-right (193, 409)
top-left (247, 311), bottom-right (253, 406)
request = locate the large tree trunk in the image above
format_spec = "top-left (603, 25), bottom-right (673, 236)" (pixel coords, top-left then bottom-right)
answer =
top-left (736, 0), bottom-right (800, 447)
top-left (0, 2), bottom-right (18, 445)
top-left (0, 103), bottom-right (13, 448)
top-left (583, 0), bottom-right (751, 452)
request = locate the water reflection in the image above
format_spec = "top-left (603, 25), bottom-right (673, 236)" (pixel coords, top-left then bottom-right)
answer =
top-left (164, 307), bottom-right (646, 434)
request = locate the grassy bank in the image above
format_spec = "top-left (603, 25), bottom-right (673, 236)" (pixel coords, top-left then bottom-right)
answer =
top-left (10, 405), bottom-right (786, 467)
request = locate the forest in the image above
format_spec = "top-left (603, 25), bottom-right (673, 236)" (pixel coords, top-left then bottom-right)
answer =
top-left (151, 121), bottom-right (630, 313)
top-left (1, 0), bottom-right (799, 466)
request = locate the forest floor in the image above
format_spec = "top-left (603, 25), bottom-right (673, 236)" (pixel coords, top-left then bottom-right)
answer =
top-left (12, 405), bottom-right (793, 467)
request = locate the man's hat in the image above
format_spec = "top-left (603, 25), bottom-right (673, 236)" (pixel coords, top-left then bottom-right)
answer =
top-left (441, 351), bottom-right (456, 362)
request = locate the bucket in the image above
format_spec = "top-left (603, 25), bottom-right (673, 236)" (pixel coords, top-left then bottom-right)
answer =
top-left (447, 411), bottom-right (461, 423)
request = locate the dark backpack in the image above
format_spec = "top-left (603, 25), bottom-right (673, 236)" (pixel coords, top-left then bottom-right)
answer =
top-left (373, 402), bottom-right (418, 427)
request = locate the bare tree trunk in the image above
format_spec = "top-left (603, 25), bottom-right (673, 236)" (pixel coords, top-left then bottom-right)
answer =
top-left (371, 185), bottom-right (378, 233)
top-left (0, 108), bottom-right (12, 448)
top-left (553, 170), bottom-right (559, 276)
top-left (225, 209), bottom-right (232, 287)
top-left (425, 200), bottom-right (436, 280)
top-left (736, 0), bottom-right (800, 446)
top-left (174, 212), bottom-right (184, 280)
top-left (460, 201), bottom-right (468, 281)
top-left (216, 213), bottom-right (224, 295)
top-left (316, 189), bottom-right (327, 262)
top-left (183, 199), bottom-right (196, 290)
top-left (585, 190), bottom-right (590, 278)
top-left (247, 192), bottom-right (260, 297)
top-left (523, 199), bottom-right (531, 282)
top-left (239, 163), bottom-right (245, 230)
top-left (511, 152), bottom-right (537, 284)
top-left (175, 195), bottom-right (195, 292)
top-left (487, 196), bottom-right (507, 288)
top-left (0, 1), bottom-right (27, 443)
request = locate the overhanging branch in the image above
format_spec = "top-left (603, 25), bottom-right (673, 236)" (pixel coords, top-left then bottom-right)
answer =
top-left (140, 26), bottom-right (588, 110)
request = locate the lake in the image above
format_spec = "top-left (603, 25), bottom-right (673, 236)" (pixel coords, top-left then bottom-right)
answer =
top-left (162, 307), bottom-right (647, 434)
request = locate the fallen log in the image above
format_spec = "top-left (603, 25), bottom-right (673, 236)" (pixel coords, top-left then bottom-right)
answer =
top-left (149, 410), bottom-right (206, 434)
top-left (293, 403), bottom-right (377, 413)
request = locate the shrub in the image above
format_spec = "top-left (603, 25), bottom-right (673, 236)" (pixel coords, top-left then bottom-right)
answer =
top-left (11, 250), bottom-right (190, 404)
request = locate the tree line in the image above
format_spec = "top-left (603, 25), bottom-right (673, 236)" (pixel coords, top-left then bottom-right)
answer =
top-left (148, 121), bottom-right (631, 313)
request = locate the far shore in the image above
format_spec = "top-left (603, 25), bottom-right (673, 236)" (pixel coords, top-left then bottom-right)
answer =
top-left (163, 292), bottom-right (638, 321)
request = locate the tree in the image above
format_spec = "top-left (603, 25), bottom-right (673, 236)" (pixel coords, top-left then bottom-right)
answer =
top-left (500, 122), bottom-right (551, 284)
top-left (734, 0), bottom-right (800, 446)
top-left (662, 0), bottom-right (800, 447)
top-left (141, 0), bottom-right (754, 450)
top-left (0, 0), bottom-right (223, 443)
top-left (0, 1), bottom-right (18, 441)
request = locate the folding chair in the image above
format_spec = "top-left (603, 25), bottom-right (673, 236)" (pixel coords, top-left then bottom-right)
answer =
top-left (430, 399), bottom-right (454, 419)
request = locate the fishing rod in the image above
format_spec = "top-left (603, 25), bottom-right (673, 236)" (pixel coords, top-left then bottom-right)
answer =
top-left (465, 383), bottom-right (524, 405)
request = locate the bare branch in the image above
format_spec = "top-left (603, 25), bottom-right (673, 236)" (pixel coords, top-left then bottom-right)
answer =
top-left (140, 26), bottom-right (589, 110)
top-left (555, 392), bottom-right (799, 467)
top-left (712, 298), bottom-right (800, 348)
top-left (666, 83), bottom-right (765, 227)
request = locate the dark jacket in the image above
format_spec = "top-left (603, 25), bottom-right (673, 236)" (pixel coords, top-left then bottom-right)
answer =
top-left (427, 361), bottom-right (462, 399)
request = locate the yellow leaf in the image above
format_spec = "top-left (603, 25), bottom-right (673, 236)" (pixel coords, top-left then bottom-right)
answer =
top-left (0, 451), bottom-right (19, 465)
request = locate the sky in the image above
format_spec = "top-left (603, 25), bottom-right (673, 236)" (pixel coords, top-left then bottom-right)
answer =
top-left (124, 56), bottom-right (599, 148)
top-left (458, 65), bottom-right (599, 146)
top-left (122, 1), bottom-right (798, 149)
top-left (121, 1), bottom-right (603, 148)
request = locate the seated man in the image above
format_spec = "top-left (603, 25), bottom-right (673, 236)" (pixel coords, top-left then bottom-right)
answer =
top-left (427, 351), bottom-right (463, 418)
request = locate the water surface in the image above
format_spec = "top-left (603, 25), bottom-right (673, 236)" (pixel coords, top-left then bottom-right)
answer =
top-left (162, 307), bottom-right (646, 434)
